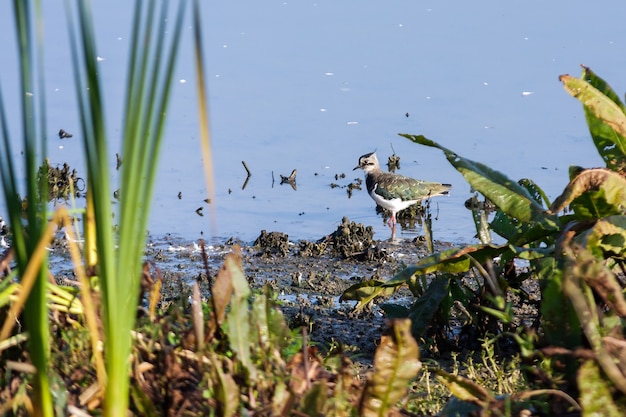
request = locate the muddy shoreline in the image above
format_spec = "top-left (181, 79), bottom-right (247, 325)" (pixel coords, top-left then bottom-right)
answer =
top-left (150, 220), bottom-right (457, 364)
top-left (50, 218), bottom-right (457, 366)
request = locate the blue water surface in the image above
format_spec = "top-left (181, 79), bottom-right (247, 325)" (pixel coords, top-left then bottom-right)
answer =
top-left (0, 1), bottom-right (622, 244)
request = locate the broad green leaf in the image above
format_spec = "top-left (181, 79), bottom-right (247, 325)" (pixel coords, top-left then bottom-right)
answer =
top-left (359, 319), bottom-right (422, 417)
top-left (300, 382), bottom-right (327, 416)
top-left (519, 178), bottom-right (550, 207)
top-left (490, 178), bottom-right (550, 241)
top-left (561, 68), bottom-right (626, 173)
top-left (582, 66), bottom-right (626, 111)
top-left (380, 303), bottom-right (410, 319)
top-left (340, 279), bottom-right (397, 311)
top-left (468, 194), bottom-right (492, 244)
top-left (401, 134), bottom-right (559, 232)
top-left (579, 215), bottom-right (626, 260)
top-left (408, 275), bottom-right (450, 338)
top-left (490, 209), bottom-right (521, 241)
top-left (480, 295), bottom-right (514, 324)
top-left (224, 246), bottom-right (257, 381)
top-left (271, 381), bottom-right (291, 416)
top-left (511, 245), bottom-right (553, 260)
top-left (385, 245), bottom-right (509, 287)
top-left (560, 73), bottom-right (626, 141)
top-left (578, 360), bottom-right (623, 417)
top-left (211, 354), bottom-right (239, 417)
top-left (565, 237), bottom-right (626, 317)
top-left (537, 257), bottom-right (582, 350)
top-left (562, 242), bottom-right (626, 394)
top-left (549, 168), bottom-right (626, 219)
top-left (438, 396), bottom-right (481, 417)
top-left (252, 286), bottom-right (291, 355)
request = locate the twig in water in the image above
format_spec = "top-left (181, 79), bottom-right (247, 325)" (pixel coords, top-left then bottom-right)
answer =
top-left (242, 160), bottom-right (251, 177)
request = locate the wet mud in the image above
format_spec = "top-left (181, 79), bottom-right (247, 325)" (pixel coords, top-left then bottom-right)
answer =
top-left (47, 218), bottom-right (448, 365)
top-left (133, 218), bottom-right (454, 365)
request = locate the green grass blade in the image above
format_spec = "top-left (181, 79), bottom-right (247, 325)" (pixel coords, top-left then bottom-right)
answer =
top-left (0, 0), bottom-right (53, 415)
top-left (64, 0), bottom-right (122, 413)
top-left (193, 0), bottom-right (217, 232)
top-left (65, 0), bottom-right (189, 413)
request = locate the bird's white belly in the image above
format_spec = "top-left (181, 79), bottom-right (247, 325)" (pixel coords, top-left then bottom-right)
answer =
top-left (369, 185), bottom-right (418, 213)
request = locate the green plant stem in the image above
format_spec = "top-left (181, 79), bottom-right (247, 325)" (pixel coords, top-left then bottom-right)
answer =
top-left (6, 0), bottom-right (53, 415)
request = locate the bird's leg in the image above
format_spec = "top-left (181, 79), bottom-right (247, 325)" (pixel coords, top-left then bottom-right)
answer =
top-left (387, 213), bottom-right (397, 228)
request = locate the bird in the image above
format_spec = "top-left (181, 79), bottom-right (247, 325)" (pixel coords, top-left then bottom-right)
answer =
top-left (353, 151), bottom-right (451, 228)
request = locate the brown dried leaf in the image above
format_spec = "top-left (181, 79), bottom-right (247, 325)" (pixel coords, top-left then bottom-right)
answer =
top-left (565, 239), bottom-right (626, 317)
top-left (359, 319), bottom-right (422, 417)
top-left (207, 246), bottom-right (238, 340)
top-left (287, 347), bottom-right (330, 395)
top-left (550, 168), bottom-right (626, 215)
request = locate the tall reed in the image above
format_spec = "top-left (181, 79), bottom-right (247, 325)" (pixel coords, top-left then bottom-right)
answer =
top-left (0, 0), bottom-right (208, 412)
top-left (0, 1), bottom-right (52, 415)
top-left (64, 0), bottom-right (188, 413)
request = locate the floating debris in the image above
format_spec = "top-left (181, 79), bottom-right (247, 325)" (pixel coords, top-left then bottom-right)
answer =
top-left (241, 161), bottom-right (252, 190)
top-left (242, 160), bottom-right (252, 177)
top-left (279, 169), bottom-right (297, 190)
top-left (386, 154), bottom-right (400, 172)
top-left (346, 179), bottom-right (362, 198)
top-left (58, 129), bottom-right (73, 139)
top-left (329, 174), bottom-right (362, 199)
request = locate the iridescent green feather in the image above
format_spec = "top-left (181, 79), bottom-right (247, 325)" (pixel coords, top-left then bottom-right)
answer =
top-left (368, 172), bottom-right (450, 201)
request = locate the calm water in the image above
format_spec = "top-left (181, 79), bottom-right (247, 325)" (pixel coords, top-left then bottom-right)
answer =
top-left (1, 1), bottom-right (624, 244)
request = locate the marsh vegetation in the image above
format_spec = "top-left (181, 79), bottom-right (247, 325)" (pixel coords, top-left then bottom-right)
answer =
top-left (2, 1), bottom-right (626, 416)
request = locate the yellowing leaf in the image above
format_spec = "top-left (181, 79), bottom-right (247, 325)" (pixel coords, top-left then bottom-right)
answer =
top-left (560, 74), bottom-right (626, 147)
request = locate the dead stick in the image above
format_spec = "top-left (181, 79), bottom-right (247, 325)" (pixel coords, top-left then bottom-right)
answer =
top-left (242, 161), bottom-right (251, 177)
top-left (302, 327), bottom-right (311, 390)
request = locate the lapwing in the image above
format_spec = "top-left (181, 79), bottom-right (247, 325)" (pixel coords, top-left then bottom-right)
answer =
top-left (354, 151), bottom-right (451, 228)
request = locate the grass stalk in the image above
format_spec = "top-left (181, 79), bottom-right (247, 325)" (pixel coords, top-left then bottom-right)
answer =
top-left (64, 0), bottom-right (189, 413)
top-left (192, 0), bottom-right (217, 233)
top-left (0, 0), bottom-right (52, 414)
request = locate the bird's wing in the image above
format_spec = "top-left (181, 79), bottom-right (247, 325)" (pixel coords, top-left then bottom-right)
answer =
top-left (375, 173), bottom-right (450, 201)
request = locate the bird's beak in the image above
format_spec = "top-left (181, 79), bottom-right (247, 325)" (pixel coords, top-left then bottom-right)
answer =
top-left (353, 164), bottom-right (361, 171)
